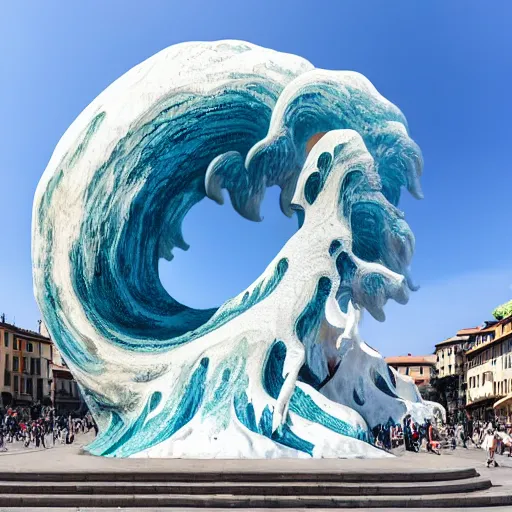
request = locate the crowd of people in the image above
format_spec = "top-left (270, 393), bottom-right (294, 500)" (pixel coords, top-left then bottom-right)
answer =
top-left (0, 407), bottom-right (97, 452)
top-left (372, 416), bottom-right (443, 454)
top-left (371, 415), bottom-right (512, 465)
top-left (469, 421), bottom-right (512, 467)
top-left (1, 404), bottom-right (511, 465)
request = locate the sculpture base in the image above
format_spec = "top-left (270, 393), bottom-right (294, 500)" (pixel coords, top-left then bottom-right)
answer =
top-left (1, 448), bottom-right (509, 509)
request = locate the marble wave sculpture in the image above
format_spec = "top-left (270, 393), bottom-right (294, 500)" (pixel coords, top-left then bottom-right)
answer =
top-left (32, 40), bottom-right (443, 458)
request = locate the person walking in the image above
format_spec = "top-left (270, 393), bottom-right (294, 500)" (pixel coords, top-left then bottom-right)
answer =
top-left (0, 420), bottom-right (7, 453)
top-left (65, 414), bottom-right (74, 444)
top-left (482, 428), bottom-right (498, 467)
top-left (427, 420), bottom-right (441, 455)
top-left (403, 415), bottom-right (412, 451)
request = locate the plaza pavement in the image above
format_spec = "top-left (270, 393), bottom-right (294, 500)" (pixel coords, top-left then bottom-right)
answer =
top-left (0, 433), bottom-right (510, 475)
top-left (0, 434), bottom-right (511, 511)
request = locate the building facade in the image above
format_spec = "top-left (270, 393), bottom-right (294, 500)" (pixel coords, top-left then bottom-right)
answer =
top-left (464, 317), bottom-right (512, 422)
top-left (0, 321), bottom-right (53, 408)
top-left (434, 335), bottom-right (471, 423)
top-left (385, 354), bottom-right (437, 400)
top-left (0, 320), bottom-right (83, 413)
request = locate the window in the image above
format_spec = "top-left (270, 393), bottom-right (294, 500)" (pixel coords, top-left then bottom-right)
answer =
top-left (20, 377), bottom-right (25, 394)
top-left (13, 338), bottom-right (18, 351)
top-left (420, 366), bottom-right (424, 375)
top-left (3, 331), bottom-right (8, 347)
top-left (4, 354), bottom-right (8, 371)
top-left (448, 364), bottom-right (452, 374)
top-left (22, 357), bottom-right (28, 374)
top-left (26, 342), bottom-right (33, 353)
top-left (3, 371), bottom-right (10, 387)
top-left (405, 367), bottom-right (410, 376)
top-left (34, 359), bottom-right (40, 376)
top-left (13, 375), bottom-right (18, 392)
top-left (12, 357), bottom-right (19, 372)
top-left (26, 378), bottom-right (33, 396)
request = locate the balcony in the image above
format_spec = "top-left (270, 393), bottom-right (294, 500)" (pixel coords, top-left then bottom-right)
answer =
top-left (467, 381), bottom-right (498, 404)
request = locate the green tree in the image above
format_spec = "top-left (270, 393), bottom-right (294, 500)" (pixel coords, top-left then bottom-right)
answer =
top-left (492, 299), bottom-right (512, 320)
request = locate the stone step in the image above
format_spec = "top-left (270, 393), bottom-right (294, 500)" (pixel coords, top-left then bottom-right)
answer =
top-left (4, 509), bottom-right (512, 512)
top-left (0, 466), bottom-right (478, 482)
top-left (1, 490), bottom-right (512, 508)
top-left (4, 508), bottom-right (512, 512)
top-left (0, 476), bottom-right (492, 496)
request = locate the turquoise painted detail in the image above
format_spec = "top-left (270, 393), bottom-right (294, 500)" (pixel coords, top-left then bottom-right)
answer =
top-left (329, 240), bottom-right (342, 256)
top-left (304, 172), bottom-right (321, 204)
top-left (88, 358), bottom-right (209, 457)
top-left (234, 390), bottom-right (315, 456)
top-left (296, 277), bottom-right (332, 343)
top-left (263, 340), bottom-right (287, 400)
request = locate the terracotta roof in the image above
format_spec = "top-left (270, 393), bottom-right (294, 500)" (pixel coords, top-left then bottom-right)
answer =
top-left (456, 327), bottom-right (481, 335)
top-left (435, 335), bottom-right (469, 348)
top-left (0, 322), bottom-right (52, 343)
top-left (456, 322), bottom-right (498, 336)
top-left (385, 355), bottom-right (436, 366)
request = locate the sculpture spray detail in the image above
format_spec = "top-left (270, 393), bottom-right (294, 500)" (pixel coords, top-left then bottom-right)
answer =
top-left (33, 41), bottom-right (443, 458)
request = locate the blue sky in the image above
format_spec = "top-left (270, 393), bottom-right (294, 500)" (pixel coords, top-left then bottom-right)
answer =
top-left (1, 1), bottom-right (511, 356)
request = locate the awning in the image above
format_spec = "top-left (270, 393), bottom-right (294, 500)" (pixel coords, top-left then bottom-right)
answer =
top-left (494, 393), bottom-right (512, 409)
top-left (467, 396), bottom-right (497, 408)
